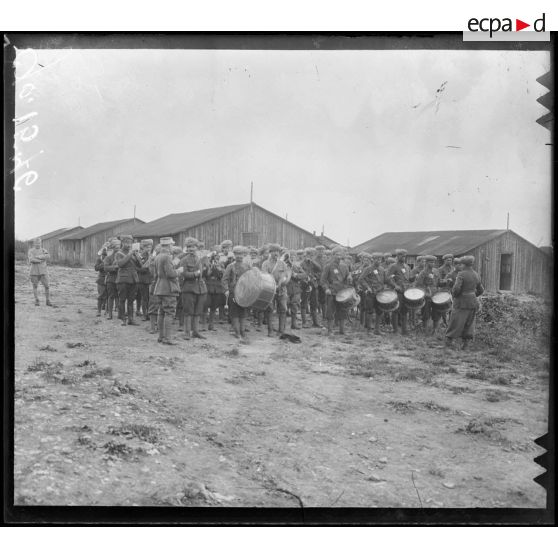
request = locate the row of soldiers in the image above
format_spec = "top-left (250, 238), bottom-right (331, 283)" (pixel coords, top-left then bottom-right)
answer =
top-left (91, 235), bottom-right (483, 348)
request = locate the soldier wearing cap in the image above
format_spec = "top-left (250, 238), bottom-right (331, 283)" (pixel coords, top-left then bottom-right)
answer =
top-left (354, 252), bottom-right (372, 328)
top-left (358, 252), bottom-right (389, 335)
top-left (94, 241), bottom-right (110, 316)
top-left (115, 235), bottom-right (142, 326)
top-left (222, 245), bottom-right (251, 341)
top-left (285, 249), bottom-right (308, 330)
top-left (205, 247), bottom-right (226, 331)
top-left (178, 237), bottom-right (208, 340)
top-left (136, 239), bottom-right (154, 321)
top-left (446, 255), bottom-right (484, 349)
top-left (262, 243), bottom-right (290, 336)
top-left (300, 247), bottom-right (321, 328)
top-left (438, 254), bottom-right (455, 289)
top-left (414, 255), bottom-right (442, 334)
top-left (153, 237), bottom-right (181, 345)
top-left (445, 257), bottom-right (462, 288)
top-left (28, 237), bottom-right (52, 306)
top-left (314, 245), bottom-right (327, 320)
top-left (102, 238), bottom-right (121, 320)
top-left (320, 245), bottom-right (353, 335)
top-left (387, 248), bottom-right (412, 334)
top-left (147, 243), bottom-right (161, 334)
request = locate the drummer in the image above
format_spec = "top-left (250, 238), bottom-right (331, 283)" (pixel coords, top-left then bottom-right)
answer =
top-left (387, 248), bottom-right (412, 335)
top-left (314, 245), bottom-right (327, 321)
top-left (320, 245), bottom-right (353, 335)
top-left (414, 255), bottom-right (441, 335)
top-left (301, 247), bottom-right (322, 328)
top-left (355, 252), bottom-right (372, 329)
top-left (262, 243), bottom-right (290, 337)
top-left (358, 252), bottom-right (388, 335)
top-left (222, 245), bottom-right (251, 341)
top-left (438, 254), bottom-right (455, 289)
top-left (286, 250), bottom-right (308, 330)
top-left (445, 255), bottom-right (484, 350)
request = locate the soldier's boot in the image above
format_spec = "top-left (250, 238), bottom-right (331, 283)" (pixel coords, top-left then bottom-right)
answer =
top-left (45, 288), bottom-right (52, 306)
top-left (291, 311), bottom-right (300, 330)
top-left (192, 316), bottom-right (205, 339)
top-left (161, 315), bottom-right (176, 345)
top-left (327, 319), bottom-right (334, 335)
top-left (183, 316), bottom-right (192, 340)
top-left (142, 302), bottom-right (150, 321)
top-left (444, 336), bottom-right (453, 349)
top-left (149, 314), bottom-right (158, 334)
top-left (218, 307), bottom-right (225, 324)
top-left (374, 313), bottom-right (383, 335)
top-left (300, 307), bottom-right (307, 328)
top-left (33, 284), bottom-right (40, 306)
top-left (267, 315), bottom-right (274, 337)
top-left (208, 310), bottom-right (215, 331)
top-left (157, 313), bottom-right (164, 342)
top-left (391, 312), bottom-right (399, 334)
top-left (401, 314), bottom-right (409, 335)
top-left (421, 319), bottom-right (429, 335)
top-left (96, 299), bottom-right (102, 317)
top-left (254, 312), bottom-right (262, 332)
top-left (461, 338), bottom-right (470, 350)
top-left (127, 307), bottom-right (139, 326)
top-left (178, 311), bottom-right (184, 332)
top-left (231, 317), bottom-right (241, 338)
top-left (338, 319), bottom-right (346, 335)
top-left (107, 299), bottom-right (113, 319)
top-left (311, 310), bottom-right (321, 328)
top-left (239, 317), bottom-right (249, 343)
top-left (278, 313), bottom-right (286, 335)
top-left (200, 312), bottom-right (207, 332)
top-left (432, 319), bottom-right (441, 336)
top-left (364, 313), bottom-right (372, 331)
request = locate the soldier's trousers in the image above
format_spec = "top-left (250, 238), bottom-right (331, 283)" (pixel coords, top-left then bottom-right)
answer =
top-left (106, 282), bottom-right (118, 316)
top-left (117, 283), bottom-right (137, 321)
top-left (148, 284), bottom-right (159, 317)
top-left (138, 283), bottom-right (150, 316)
top-left (97, 284), bottom-right (107, 310)
top-left (301, 286), bottom-right (319, 313)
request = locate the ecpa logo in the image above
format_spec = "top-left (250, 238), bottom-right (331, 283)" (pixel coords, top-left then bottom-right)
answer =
top-left (464, 12), bottom-right (549, 41)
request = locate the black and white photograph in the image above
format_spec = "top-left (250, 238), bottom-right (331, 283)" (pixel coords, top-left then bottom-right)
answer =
top-left (5, 33), bottom-right (553, 520)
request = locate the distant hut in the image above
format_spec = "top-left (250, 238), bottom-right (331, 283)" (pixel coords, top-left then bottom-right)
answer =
top-left (58, 218), bottom-right (144, 267)
top-left (352, 229), bottom-right (552, 297)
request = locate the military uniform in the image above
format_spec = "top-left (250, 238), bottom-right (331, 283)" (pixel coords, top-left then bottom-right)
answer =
top-left (286, 259), bottom-right (307, 329)
top-left (205, 254), bottom-right (226, 330)
top-left (154, 242), bottom-right (180, 344)
top-left (115, 244), bottom-right (141, 325)
top-left (94, 252), bottom-right (108, 316)
top-left (222, 254), bottom-right (251, 339)
top-left (262, 253), bottom-right (290, 336)
top-left (320, 253), bottom-right (352, 334)
top-left (178, 250), bottom-right (208, 339)
top-left (387, 253), bottom-right (412, 334)
top-left (358, 260), bottom-right (388, 334)
top-left (28, 244), bottom-right (51, 305)
top-left (300, 254), bottom-right (322, 327)
top-left (102, 249), bottom-right (120, 319)
top-left (136, 247), bottom-right (152, 320)
top-left (414, 258), bottom-right (441, 333)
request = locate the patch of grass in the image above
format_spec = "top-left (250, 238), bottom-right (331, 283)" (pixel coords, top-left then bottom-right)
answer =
top-left (82, 364), bottom-right (113, 379)
top-left (76, 359), bottom-right (95, 367)
top-left (103, 440), bottom-right (134, 458)
top-left (387, 400), bottom-right (417, 414)
top-left (107, 423), bottom-right (160, 444)
top-left (226, 348), bottom-right (240, 357)
top-left (66, 341), bottom-right (86, 348)
top-left (420, 401), bottom-right (451, 413)
top-left (27, 358), bottom-right (62, 373)
top-left (395, 369), bottom-right (418, 382)
top-left (429, 467), bottom-right (445, 478)
top-left (465, 369), bottom-right (489, 381)
top-left (490, 375), bottom-right (511, 386)
top-left (448, 385), bottom-right (475, 394)
top-left (484, 389), bottom-right (510, 403)
top-left (38, 344), bottom-right (57, 352)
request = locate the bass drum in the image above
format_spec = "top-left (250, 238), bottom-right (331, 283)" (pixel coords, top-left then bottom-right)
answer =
top-left (404, 287), bottom-right (425, 310)
top-left (431, 291), bottom-right (452, 313)
top-left (234, 268), bottom-right (277, 311)
top-left (375, 289), bottom-right (399, 313)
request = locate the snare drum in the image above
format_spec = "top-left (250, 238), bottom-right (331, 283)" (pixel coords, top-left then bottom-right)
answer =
top-left (375, 289), bottom-right (399, 313)
top-left (431, 291), bottom-right (452, 313)
top-left (234, 268), bottom-right (277, 311)
top-left (336, 287), bottom-right (359, 309)
top-left (404, 287), bottom-right (425, 309)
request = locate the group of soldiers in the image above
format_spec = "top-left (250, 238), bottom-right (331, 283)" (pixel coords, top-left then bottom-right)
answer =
top-left (28, 235), bottom-right (484, 349)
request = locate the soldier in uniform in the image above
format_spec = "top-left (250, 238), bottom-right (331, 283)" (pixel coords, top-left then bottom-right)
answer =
top-left (28, 237), bottom-right (52, 306)
top-left (178, 237), bottom-right (208, 340)
top-left (219, 240), bottom-right (235, 323)
top-left (414, 255), bottom-right (441, 334)
top-left (314, 245), bottom-right (327, 320)
top-left (438, 254), bottom-right (455, 286)
top-left (222, 245), bottom-right (251, 341)
top-left (286, 250), bottom-right (307, 330)
top-left (94, 242), bottom-right (109, 316)
top-left (205, 249), bottom-right (226, 331)
top-left (320, 245), bottom-right (353, 335)
top-left (102, 238), bottom-right (121, 320)
top-left (147, 244), bottom-right (161, 334)
top-left (154, 237), bottom-right (182, 345)
top-left (358, 252), bottom-right (388, 335)
top-left (115, 235), bottom-right (142, 326)
top-left (387, 248), bottom-right (412, 334)
top-left (197, 240), bottom-right (210, 332)
top-left (262, 243), bottom-right (290, 337)
top-left (445, 255), bottom-right (484, 350)
top-left (136, 239), bottom-right (153, 321)
top-left (300, 247), bottom-right (322, 328)
top-left (353, 252), bottom-right (371, 328)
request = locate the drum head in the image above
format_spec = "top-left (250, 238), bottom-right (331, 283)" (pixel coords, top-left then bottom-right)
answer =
top-left (376, 290), bottom-right (397, 304)
top-left (336, 288), bottom-right (355, 303)
top-left (404, 288), bottom-right (425, 301)
top-left (432, 291), bottom-right (452, 304)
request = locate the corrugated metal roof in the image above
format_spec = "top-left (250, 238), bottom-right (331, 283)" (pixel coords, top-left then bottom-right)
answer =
top-left (59, 218), bottom-right (145, 241)
top-left (35, 227), bottom-right (83, 241)
top-left (132, 204), bottom-right (251, 237)
top-left (352, 230), bottom-right (508, 255)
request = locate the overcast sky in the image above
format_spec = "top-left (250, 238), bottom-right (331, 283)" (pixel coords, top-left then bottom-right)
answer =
top-left (13, 47), bottom-right (551, 247)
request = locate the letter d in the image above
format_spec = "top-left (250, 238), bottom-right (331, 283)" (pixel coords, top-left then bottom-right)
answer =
top-left (534, 13), bottom-right (545, 32)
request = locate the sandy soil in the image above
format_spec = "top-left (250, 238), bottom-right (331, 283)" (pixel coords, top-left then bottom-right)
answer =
top-left (13, 264), bottom-right (548, 507)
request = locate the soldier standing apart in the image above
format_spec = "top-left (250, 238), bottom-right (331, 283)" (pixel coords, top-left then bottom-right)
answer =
top-left (137, 239), bottom-right (153, 321)
top-left (154, 237), bottom-right (182, 345)
top-left (320, 246), bottom-right (353, 335)
top-left (388, 248), bottom-right (412, 335)
top-left (358, 252), bottom-right (389, 335)
top-left (28, 237), bottom-right (52, 306)
top-left (115, 235), bottom-right (141, 326)
top-left (222, 246), bottom-right (251, 341)
top-left (178, 237), bottom-right (208, 340)
top-left (262, 243), bottom-right (290, 337)
top-left (94, 242), bottom-right (109, 316)
top-left (147, 244), bottom-right (161, 334)
top-left (102, 238), bottom-right (121, 320)
top-left (414, 255), bottom-right (441, 334)
top-left (445, 256), bottom-right (484, 350)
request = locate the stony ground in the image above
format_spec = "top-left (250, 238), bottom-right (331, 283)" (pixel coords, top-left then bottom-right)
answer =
top-left (13, 264), bottom-right (549, 507)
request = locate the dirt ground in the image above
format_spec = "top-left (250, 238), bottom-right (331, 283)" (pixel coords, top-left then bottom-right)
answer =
top-left (13, 264), bottom-right (548, 508)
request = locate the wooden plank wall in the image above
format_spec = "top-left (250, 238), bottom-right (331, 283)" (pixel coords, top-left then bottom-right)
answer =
top-left (466, 231), bottom-right (551, 296)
